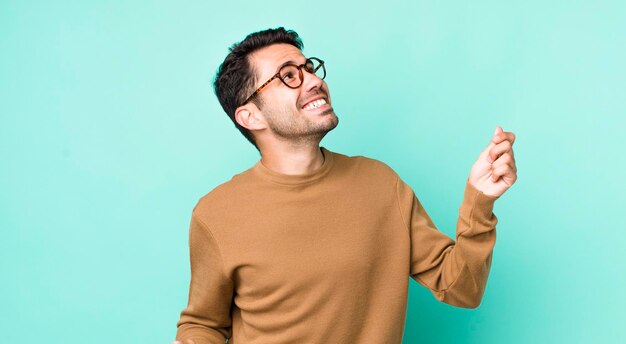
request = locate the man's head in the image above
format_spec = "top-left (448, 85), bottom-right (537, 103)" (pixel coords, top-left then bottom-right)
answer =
top-left (213, 27), bottom-right (338, 152)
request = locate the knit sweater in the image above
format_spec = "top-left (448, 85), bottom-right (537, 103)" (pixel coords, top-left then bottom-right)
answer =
top-left (176, 147), bottom-right (499, 344)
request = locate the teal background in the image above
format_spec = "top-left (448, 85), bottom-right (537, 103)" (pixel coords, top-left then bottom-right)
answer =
top-left (2, 0), bottom-right (625, 342)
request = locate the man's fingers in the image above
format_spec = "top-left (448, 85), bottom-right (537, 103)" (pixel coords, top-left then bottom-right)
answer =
top-left (488, 141), bottom-right (513, 163)
top-left (491, 125), bottom-right (516, 145)
top-left (491, 152), bottom-right (515, 169)
top-left (491, 163), bottom-right (516, 182)
top-left (491, 165), bottom-right (510, 182)
top-left (481, 126), bottom-right (516, 163)
top-left (491, 159), bottom-right (517, 175)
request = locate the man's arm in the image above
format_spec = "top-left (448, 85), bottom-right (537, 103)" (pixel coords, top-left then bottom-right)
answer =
top-left (176, 213), bottom-right (233, 344)
top-left (396, 177), bottom-right (499, 308)
top-left (398, 126), bottom-right (516, 308)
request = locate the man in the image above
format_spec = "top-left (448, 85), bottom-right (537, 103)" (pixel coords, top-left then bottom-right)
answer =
top-left (174, 27), bottom-right (517, 344)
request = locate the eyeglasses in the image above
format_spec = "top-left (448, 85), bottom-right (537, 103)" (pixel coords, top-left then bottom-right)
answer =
top-left (242, 57), bottom-right (326, 106)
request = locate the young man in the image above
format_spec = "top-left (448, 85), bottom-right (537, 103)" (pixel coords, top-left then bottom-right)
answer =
top-left (174, 27), bottom-right (517, 344)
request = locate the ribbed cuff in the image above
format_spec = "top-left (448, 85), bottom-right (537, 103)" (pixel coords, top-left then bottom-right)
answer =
top-left (458, 179), bottom-right (499, 236)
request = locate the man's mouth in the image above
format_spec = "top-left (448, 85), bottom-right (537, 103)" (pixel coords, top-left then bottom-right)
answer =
top-left (301, 97), bottom-right (328, 110)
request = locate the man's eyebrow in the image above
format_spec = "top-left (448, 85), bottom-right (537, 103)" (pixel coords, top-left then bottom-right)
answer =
top-left (275, 59), bottom-right (305, 72)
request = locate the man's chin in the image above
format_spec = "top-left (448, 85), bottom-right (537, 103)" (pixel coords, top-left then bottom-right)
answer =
top-left (305, 113), bottom-right (338, 138)
top-left (321, 112), bottom-right (339, 132)
top-left (320, 108), bottom-right (337, 117)
top-left (315, 109), bottom-right (338, 124)
top-left (317, 107), bottom-right (337, 120)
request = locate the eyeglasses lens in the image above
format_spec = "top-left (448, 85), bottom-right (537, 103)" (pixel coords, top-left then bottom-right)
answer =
top-left (279, 65), bottom-right (301, 88)
top-left (279, 59), bottom-right (325, 88)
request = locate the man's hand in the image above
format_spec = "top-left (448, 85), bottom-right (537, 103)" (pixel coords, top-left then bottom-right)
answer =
top-left (468, 126), bottom-right (518, 198)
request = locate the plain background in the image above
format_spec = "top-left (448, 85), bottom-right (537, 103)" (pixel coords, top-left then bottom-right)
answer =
top-left (2, 0), bottom-right (625, 343)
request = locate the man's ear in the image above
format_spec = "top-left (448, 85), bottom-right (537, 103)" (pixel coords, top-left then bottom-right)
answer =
top-left (235, 104), bottom-right (266, 131)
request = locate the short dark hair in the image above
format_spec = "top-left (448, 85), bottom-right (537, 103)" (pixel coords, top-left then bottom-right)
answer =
top-left (213, 27), bottom-right (304, 150)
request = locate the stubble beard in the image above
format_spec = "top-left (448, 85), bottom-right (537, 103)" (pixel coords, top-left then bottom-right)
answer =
top-left (264, 104), bottom-right (339, 145)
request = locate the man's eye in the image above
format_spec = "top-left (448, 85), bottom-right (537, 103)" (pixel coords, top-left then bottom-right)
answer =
top-left (283, 72), bottom-right (294, 80)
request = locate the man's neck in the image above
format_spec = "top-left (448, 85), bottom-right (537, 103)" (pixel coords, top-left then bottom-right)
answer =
top-left (259, 144), bottom-right (325, 176)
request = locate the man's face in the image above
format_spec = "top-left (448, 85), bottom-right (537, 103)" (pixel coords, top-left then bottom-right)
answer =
top-left (248, 43), bottom-right (338, 143)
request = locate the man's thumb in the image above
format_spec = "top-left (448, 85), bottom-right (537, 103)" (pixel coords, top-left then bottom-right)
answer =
top-left (492, 126), bottom-right (503, 142)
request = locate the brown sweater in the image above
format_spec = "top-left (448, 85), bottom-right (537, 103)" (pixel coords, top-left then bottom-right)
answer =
top-left (176, 147), bottom-right (499, 344)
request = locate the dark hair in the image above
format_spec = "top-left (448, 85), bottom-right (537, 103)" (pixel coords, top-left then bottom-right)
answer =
top-left (213, 27), bottom-right (304, 150)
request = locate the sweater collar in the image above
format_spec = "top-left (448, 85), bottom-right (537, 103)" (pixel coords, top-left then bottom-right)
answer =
top-left (252, 147), bottom-right (335, 186)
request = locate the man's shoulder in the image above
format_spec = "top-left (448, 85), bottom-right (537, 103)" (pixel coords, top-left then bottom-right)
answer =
top-left (191, 166), bottom-right (256, 215)
top-left (333, 150), bottom-right (399, 180)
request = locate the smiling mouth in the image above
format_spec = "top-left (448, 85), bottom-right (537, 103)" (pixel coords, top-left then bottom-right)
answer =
top-left (302, 98), bottom-right (328, 110)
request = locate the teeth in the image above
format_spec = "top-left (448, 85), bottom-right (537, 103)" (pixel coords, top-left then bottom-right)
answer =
top-left (303, 98), bottom-right (327, 110)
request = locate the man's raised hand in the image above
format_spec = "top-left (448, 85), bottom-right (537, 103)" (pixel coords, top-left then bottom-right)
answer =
top-left (468, 126), bottom-right (518, 198)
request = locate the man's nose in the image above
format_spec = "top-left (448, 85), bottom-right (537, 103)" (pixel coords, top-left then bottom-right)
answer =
top-left (302, 68), bottom-right (324, 93)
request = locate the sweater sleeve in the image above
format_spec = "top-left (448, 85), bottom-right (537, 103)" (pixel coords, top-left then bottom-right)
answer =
top-left (396, 176), bottom-right (499, 309)
top-left (176, 213), bottom-right (233, 344)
